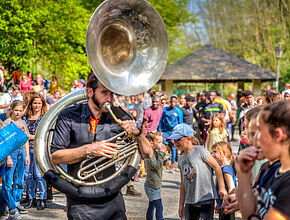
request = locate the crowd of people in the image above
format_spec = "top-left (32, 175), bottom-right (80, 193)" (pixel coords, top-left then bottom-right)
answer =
top-left (0, 66), bottom-right (88, 109)
top-left (0, 68), bottom-right (289, 220)
top-left (0, 68), bottom-right (87, 220)
top-left (113, 83), bottom-right (290, 220)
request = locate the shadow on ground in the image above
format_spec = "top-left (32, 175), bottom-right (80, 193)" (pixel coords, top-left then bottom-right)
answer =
top-left (162, 179), bottom-right (180, 189)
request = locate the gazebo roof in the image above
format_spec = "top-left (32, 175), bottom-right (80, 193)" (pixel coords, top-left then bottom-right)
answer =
top-left (160, 44), bottom-right (276, 82)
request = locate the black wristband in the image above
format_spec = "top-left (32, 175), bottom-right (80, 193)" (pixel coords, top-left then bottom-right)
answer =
top-left (135, 127), bottom-right (142, 137)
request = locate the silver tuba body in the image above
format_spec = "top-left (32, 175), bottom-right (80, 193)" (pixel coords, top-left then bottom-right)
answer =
top-left (34, 0), bottom-right (168, 199)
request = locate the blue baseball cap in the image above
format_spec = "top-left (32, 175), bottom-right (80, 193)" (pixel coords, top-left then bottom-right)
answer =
top-left (167, 124), bottom-right (194, 140)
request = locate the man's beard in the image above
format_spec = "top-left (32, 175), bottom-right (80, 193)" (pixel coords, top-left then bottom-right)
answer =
top-left (92, 94), bottom-right (102, 110)
top-left (152, 104), bottom-right (158, 110)
top-left (92, 93), bottom-right (108, 112)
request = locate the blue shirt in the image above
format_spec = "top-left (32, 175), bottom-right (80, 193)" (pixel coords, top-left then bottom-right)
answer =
top-left (216, 165), bottom-right (237, 209)
top-left (127, 104), bottom-right (137, 111)
top-left (256, 160), bottom-right (281, 191)
top-left (158, 106), bottom-right (183, 132)
top-left (0, 113), bottom-right (7, 122)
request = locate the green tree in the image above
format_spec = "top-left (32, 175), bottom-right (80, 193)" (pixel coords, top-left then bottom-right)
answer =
top-left (32, 0), bottom-right (92, 88)
top-left (0, 0), bottom-right (35, 71)
top-left (195, 0), bottom-right (290, 86)
top-left (149, 0), bottom-right (198, 64)
top-left (0, 0), bottom-right (196, 89)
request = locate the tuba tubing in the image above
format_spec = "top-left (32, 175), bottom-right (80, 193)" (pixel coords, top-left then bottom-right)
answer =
top-left (34, 0), bottom-right (168, 199)
top-left (34, 88), bottom-right (140, 199)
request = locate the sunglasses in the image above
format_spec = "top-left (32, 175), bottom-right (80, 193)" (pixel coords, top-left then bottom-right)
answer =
top-left (171, 137), bottom-right (185, 143)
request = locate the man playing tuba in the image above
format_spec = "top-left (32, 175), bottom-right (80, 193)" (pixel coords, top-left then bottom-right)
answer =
top-left (50, 73), bottom-right (153, 219)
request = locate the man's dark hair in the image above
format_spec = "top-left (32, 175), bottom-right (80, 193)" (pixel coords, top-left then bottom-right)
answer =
top-left (206, 90), bottom-right (216, 99)
top-left (185, 95), bottom-right (195, 102)
top-left (243, 90), bottom-right (254, 97)
top-left (170, 95), bottom-right (177, 100)
top-left (203, 91), bottom-right (209, 97)
top-left (86, 72), bottom-right (99, 90)
top-left (215, 90), bottom-right (222, 97)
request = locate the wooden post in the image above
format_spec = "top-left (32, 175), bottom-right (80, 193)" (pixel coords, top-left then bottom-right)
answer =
top-left (252, 79), bottom-right (261, 97)
top-left (158, 83), bottom-right (162, 92)
top-left (160, 80), bottom-right (165, 91)
top-left (165, 80), bottom-right (174, 97)
top-left (237, 81), bottom-right (244, 91)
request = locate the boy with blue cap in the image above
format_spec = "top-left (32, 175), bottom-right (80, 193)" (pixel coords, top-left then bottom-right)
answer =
top-left (167, 123), bottom-right (227, 220)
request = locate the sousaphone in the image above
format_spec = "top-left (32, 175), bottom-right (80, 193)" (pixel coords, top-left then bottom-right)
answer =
top-left (34, 0), bottom-right (168, 199)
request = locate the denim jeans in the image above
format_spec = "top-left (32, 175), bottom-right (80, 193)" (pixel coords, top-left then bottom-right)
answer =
top-left (26, 148), bottom-right (47, 200)
top-left (0, 186), bottom-right (6, 216)
top-left (231, 123), bottom-right (235, 139)
top-left (0, 159), bottom-right (7, 215)
top-left (169, 142), bottom-right (177, 165)
top-left (0, 159), bottom-right (5, 177)
top-left (2, 147), bottom-right (26, 211)
top-left (162, 131), bottom-right (177, 165)
top-left (146, 199), bottom-right (164, 220)
top-left (226, 122), bottom-right (231, 142)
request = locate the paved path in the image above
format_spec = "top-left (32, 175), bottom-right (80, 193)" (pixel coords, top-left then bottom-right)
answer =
top-left (1, 139), bottom-right (242, 220)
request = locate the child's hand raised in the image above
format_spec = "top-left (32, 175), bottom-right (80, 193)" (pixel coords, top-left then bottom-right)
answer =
top-left (235, 146), bottom-right (257, 174)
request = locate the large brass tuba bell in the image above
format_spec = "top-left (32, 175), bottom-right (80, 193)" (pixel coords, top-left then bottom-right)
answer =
top-left (34, 0), bottom-right (168, 197)
top-left (86, 0), bottom-right (168, 96)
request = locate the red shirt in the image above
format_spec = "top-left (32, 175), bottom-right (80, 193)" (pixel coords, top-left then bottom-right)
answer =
top-left (19, 80), bottom-right (32, 92)
top-left (143, 106), bottom-right (163, 134)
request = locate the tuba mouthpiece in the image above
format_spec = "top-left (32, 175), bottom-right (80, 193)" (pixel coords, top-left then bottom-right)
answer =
top-left (104, 102), bottom-right (122, 125)
top-left (104, 102), bottom-right (111, 111)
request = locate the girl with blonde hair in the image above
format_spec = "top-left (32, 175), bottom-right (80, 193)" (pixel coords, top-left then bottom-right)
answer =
top-left (144, 131), bottom-right (166, 220)
top-left (205, 113), bottom-right (228, 152)
top-left (212, 141), bottom-right (236, 220)
top-left (2, 100), bottom-right (30, 219)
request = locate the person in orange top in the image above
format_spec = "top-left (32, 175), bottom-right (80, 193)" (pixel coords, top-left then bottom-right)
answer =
top-left (11, 68), bottom-right (21, 84)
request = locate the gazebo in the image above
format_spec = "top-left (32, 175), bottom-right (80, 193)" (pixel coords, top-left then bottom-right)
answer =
top-left (159, 44), bottom-right (276, 96)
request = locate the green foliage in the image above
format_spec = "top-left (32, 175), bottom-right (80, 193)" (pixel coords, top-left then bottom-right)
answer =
top-left (148, 0), bottom-right (198, 64)
top-left (0, 0), bottom-right (196, 90)
top-left (0, 0), bottom-right (35, 71)
top-left (0, 0), bottom-right (93, 89)
top-left (196, 0), bottom-right (290, 87)
top-left (31, 0), bottom-right (92, 88)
